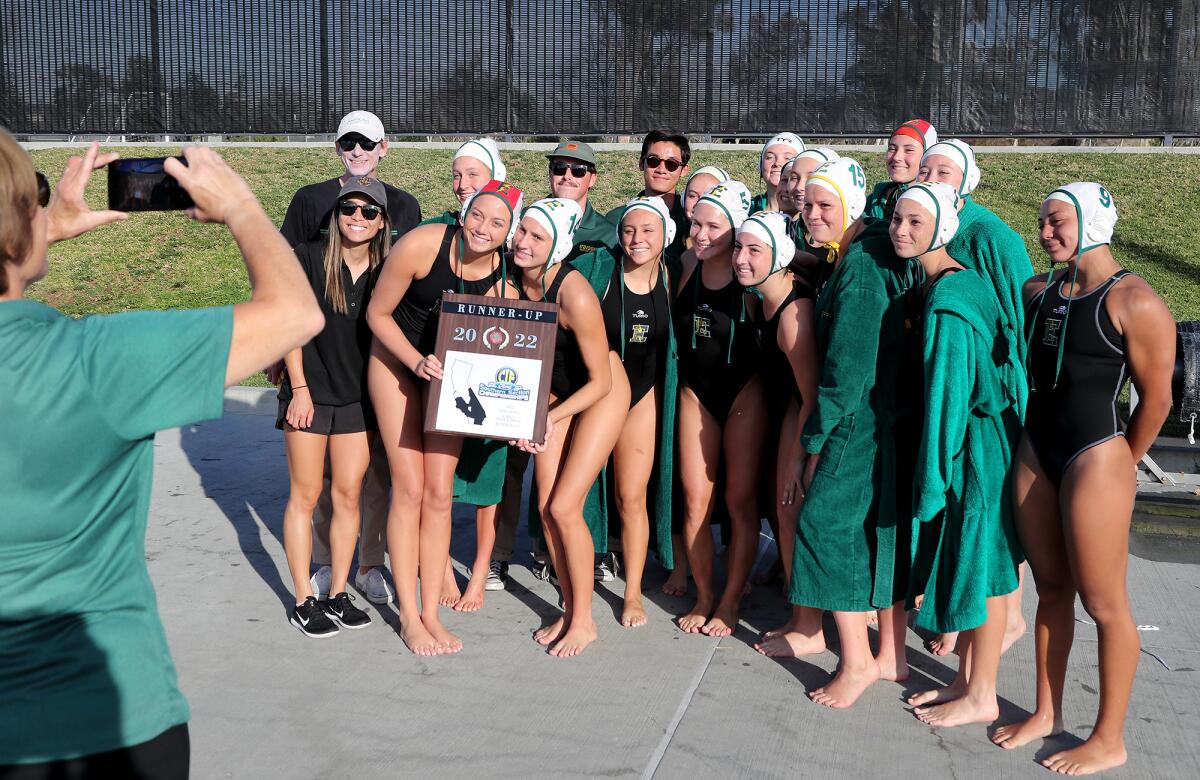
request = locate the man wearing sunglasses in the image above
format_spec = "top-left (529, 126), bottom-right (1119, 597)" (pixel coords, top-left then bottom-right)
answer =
top-left (277, 110), bottom-right (421, 608)
top-left (606, 130), bottom-right (692, 262)
top-left (545, 140), bottom-right (617, 263)
top-left (280, 110), bottom-right (421, 247)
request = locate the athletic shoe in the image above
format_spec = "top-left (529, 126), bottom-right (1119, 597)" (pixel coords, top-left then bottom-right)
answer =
top-left (322, 591), bottom-right (372, 630)
top-left (595, 552), bottom-right (618, 582)
top-left (310, 566), bottom-right (332, 601)
top-left (290, 596), bottom-right (339, 638)
top-left (484, 561), bottom-right (509, 591)
top-left (354, 567), bottom-right (394, 605)
top-left (532, 561), bottom-right (559, 587)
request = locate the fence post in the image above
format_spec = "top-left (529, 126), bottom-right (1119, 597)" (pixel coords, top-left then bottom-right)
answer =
top-left (320, 0), bottom-right (329, 131)
top-left (149, 0), bottom-right (163, 132)
top-left (505, 0), bottom-right (514, 133)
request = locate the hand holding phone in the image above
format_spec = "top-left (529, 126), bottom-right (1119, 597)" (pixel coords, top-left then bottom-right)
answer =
top-left (162, 147), bottom-right (260, 225)
top-left (107, 156), bottom-right (194, 212)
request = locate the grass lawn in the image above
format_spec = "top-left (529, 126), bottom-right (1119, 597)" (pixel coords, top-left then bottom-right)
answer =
top-left (25, 146), bottom-right (1200, 388)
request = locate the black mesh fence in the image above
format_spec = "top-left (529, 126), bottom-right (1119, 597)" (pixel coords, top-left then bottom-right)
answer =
top-left (1, 0), bottom-right (1197, 137)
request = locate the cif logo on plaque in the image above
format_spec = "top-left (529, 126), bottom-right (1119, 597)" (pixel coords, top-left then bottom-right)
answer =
top-left (427, 293), bottom-right (559, 441)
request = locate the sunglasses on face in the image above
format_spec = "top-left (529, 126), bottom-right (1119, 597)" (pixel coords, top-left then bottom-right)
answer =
top-left (644, 154), bottom-right (683, 172)
top-left (338, 200), bottom-right (383, 220)
top-left (337, 136), bottom-right (379, 153)
top-left (35, 171), bottom-right (50, 207)
top-left (549, 161), bottom-right (593, 178)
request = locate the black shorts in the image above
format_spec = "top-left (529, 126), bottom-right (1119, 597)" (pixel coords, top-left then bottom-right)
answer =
top-left (276, 399), bottom-right (377, 435)
top-left (0, 723), bottom-right (189, 780)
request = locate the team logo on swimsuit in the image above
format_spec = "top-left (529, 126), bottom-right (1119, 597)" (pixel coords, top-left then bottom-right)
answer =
top-left (1043, 318), bottom-right (1062, 347)
top-left (633, 309), bottom-right (649, 319)
top-left (630, 324), bottom-right (650, 343)
top-left (693, 315), bottom-right (712, 339)
top-left (483, 325), bottom-right (510, 349)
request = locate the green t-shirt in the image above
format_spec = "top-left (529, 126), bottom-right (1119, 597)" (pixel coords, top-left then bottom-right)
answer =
top-left (0, 300), bottom-right (233, 764)
top-left (565, 202), bottom-right (617, 262)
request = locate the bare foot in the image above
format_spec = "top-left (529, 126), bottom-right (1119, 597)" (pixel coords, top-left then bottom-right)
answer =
top-left (677, 597), bottom-right (713, 633)
top-left (755, 630), bottom-right (826, 657)
top-left (991, 711), bottom-right (1063, 750)
top-left (701, 604), bottom-right (739, 638)
top-left (549, 622), bottom-right (598, 657)
top-left (662, 570), bottom-right (688, 597)
top-left (875, 652), bottom-right (909, 682)
top-left (914, 694), bottom-right (999, 727)
top-left (424, 618), bottom-right (463, 654)
top-left (400, 618), bottom-right (441, 657)
top-left (453, 578), bottom-right (485, 612)
top-left (441, 562), bottom-right (462, 607)
top-left (907, 680), bottom-right (966, 708)
top-left (1041, 737), bottom-right (1127, 775)
top-left (534, 616), bottom-right (566, 646)
top-left (925, 631), bottom-right (959, 656)
top-left (761, 615), bottom-right (803, 640)
top-left (621, 598), bottom-right (648, 628)
top-left (809, 662), bottom-right (881, 709)
top-left (1001, 616), bottom-right (1027, 654)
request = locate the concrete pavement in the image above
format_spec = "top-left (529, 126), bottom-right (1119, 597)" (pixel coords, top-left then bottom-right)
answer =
top-left (144, 388), bottom-right (1200, 779)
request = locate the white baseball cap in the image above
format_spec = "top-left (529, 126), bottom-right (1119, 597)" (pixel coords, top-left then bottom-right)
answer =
top-left (337, 111), bottom-right (386, 142)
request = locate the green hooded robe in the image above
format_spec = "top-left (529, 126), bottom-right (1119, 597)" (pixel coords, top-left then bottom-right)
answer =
top-left (946, 196), bottom-right (1034, 417)
top-left (787, 221), bottom-right (923, 612)
top-left (909, 269), bottom-right (1024, 632)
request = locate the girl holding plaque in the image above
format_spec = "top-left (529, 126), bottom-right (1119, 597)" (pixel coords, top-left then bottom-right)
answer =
top-left (507, 197), bottom-right (619, 658)
top-left (366, 180), bottom-right (522, 656)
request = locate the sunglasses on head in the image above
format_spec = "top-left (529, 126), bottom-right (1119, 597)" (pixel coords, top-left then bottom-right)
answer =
top-left (549, 160), bottom-right (593, 178)
top-left (337, 135), bottom-right (379, 153)
top-left (643, 154), bottom-right (683, 172)
top-left (338, 200), bottom-right (383, 220)
top-left (35, 171), bottom-right (50, 207)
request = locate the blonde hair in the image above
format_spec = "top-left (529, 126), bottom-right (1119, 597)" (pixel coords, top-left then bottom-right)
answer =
top-left (322, 203), bottom-right (391, 314)
top-left (0, 129), bottom-right (38, 295)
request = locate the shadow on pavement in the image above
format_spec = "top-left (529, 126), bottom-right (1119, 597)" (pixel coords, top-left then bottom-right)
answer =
top-left (180, 391), bottom-right (294, 609)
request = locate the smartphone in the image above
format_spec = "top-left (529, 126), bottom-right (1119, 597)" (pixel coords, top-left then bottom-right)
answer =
top-left (107, 157), bottom-right (193, 212)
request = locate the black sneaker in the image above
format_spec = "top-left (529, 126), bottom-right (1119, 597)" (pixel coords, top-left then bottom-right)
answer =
top-left (291, 596), bottom-right (339, 638)
top-left (532, 561), bottom-right (559, 587)
top-left (322, 591), bottom-right (372, 630)
top-left (484, 560), bottom-right (509, 591)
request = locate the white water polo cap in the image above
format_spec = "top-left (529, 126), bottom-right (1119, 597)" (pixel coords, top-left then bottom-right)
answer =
top-left (897, 182), bottom-right (962, 253)
top-left (622, 195), bottom-right (677, 248)
top-left (805, 157), bottom-right (869, 230)
top-left (523, 197), bottom-right (583, 267)
top-left (760, 132), bottom-right (805, 176)
top-left (1044, 182), bottom-right (1118, 255)
top-left (454, 137), bottom-right (507, 181)
top-left (684, 165), bottom-right (731, 191)
top-left (783, 146), bottom-right (841, 174)
top-left (922, 139), bottom-right (980, 196)
top-left (738, 211), bottom-right (797, 275)
top-left (697, 180), bottom-right (753, 230)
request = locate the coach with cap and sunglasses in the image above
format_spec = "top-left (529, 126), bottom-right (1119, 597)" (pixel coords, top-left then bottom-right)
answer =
top-left (545, 140), bottom-right (617, 262)
top-left (277, 110), bottom-right (422, 608)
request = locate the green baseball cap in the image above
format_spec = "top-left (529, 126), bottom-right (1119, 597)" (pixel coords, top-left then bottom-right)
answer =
top-left (546, 140), bottom-right (597, 167)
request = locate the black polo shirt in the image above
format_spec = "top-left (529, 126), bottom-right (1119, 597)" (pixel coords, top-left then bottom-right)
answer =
top-left (280, 240), bottom-right (378, 407)
top-left (280, 177), bottom-right (422, 248)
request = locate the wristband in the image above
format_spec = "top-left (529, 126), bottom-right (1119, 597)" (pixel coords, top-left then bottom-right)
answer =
top-left (292, 385), bottom-right (308, 391)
